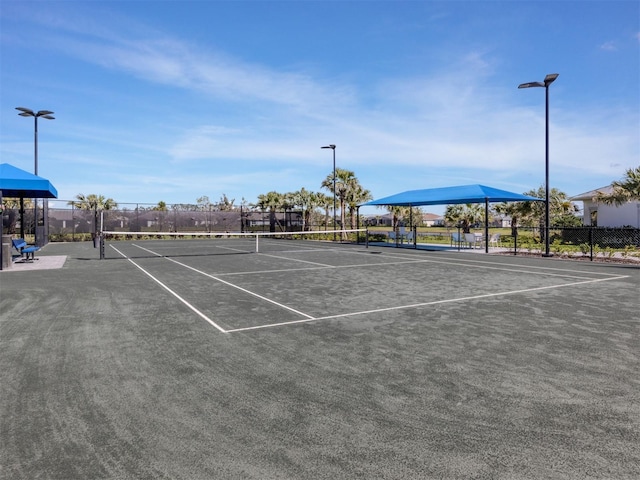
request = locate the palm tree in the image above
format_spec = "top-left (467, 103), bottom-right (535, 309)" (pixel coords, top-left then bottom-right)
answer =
top-left (69, 193), bottom-right (118, 239)
top-left (444, 203), bottom-right (484, 233)
top-left (520, 187), bottom-right (579, 241)
top-left (595, 166), bottom-right (640, 205)
top-left (494, 201), bottom-right (525, 238)
top-left (316, 193), bottom-right (333, 230)
top-left (152, 201), bottom-right (168, 231)
top-left (322, 168), bottom-right (366, 239)
top-left (256, 191), bottom-right (285, 232)
top-left (382, 205), bottom-right (415, 231)
top-left (345, 183), bottom-right (372, 230)
top-left (290, 188), bottom-right (321, 231)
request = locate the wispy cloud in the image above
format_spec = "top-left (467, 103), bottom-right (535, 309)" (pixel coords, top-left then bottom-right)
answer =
top-left (4, 3), bottom-right (638, 207)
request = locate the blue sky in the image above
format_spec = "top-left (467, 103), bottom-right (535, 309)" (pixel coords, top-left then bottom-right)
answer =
top-left (1, 0), bottom-right (638, 215)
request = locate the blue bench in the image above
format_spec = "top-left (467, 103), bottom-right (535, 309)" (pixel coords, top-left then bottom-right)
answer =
top-left (12, 238), bottom-right (41, 261)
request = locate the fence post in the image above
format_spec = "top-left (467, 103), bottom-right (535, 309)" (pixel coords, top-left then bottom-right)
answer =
top-left (589, 226), bottom-right (593, 261)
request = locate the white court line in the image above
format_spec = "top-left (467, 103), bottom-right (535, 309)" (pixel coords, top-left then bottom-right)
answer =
top-left (215, 256), bottom-right (613, 281)
top-left (224, 275), bottom-right (628, 333)
top-left (215, 246), bottom-right (626, 281)
top-left (258, 252), bottom-right (334, 267)
top-left (121, 242), bottom-right (630, 334)
top-left (110, 245), bottom-right (228, 333)
top-left (131, 244), bottom-right (315, 320)
top-left (363, 249), bottom-right (627, 278)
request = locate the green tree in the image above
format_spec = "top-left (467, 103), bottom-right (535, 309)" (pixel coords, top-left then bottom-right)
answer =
top-left (256, 191), bottom-right (285, 232)
top-left (443, 204), bottom-right (484, 233)
top-left (1, 197), bottom-right (34, 234)
top-left (382, 205), bottom-right (423, 231)
top-left (196, 196), bottom-right (212, 211)
top-left (494, 201), bottom-right (529, 237)
top-left (316, 192), bottom-right (334, 230)
top-left (152, 201), bottom-right (168, 231)
top-left (321, 168), bottom-right (369, 238)
top-left (290, 188), bottom-right (322, 231)
top-left (521, 186), bottom-right (579, 228)
top-left (217, 194), bottom-right (235, 211)
top-left (595, 166), bottom-right (640, 205)
top-left (345, 183), bottom-right (372, 230)
top-left (69, 194), bottom-right (118, 237)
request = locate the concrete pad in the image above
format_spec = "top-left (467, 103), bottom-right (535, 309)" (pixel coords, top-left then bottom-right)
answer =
top-left (3, 255), bottom-right (67, 272)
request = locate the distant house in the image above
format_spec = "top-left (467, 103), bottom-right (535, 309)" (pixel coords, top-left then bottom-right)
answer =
top-left (571, 185), bottom-right (640, 228)
top-left (364, 213), bottom-right (393, 227)
top-left (421, 213), bottom-right (444, 227)
top-left (364, 212), bottom-right (444, 227)
top-left (493, 215), bottom-right (512, 228)
top-left (244, 211), bottom-right (302, 229)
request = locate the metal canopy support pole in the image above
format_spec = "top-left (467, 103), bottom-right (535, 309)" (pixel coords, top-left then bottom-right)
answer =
top-left (34, 115), bottom-right (38, 245)
top-left (20, 198), bottom-right (25, 239)
top-left (485, 198), bottom-right (489, 253)
top-left (0, 189), bottom-right (3, 270)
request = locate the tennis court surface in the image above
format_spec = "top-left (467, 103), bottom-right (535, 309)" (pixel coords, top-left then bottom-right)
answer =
top-left (1, 238), bottom-right (639, 479)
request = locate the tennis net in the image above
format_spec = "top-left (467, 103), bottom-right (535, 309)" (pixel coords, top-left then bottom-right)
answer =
top-left (99, 229), bottom-right (368, 259)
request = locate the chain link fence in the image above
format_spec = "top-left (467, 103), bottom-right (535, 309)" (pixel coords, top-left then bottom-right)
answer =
top-left (2, 201), bottom-right (329, 241)
top-left (2, 201), bottom-right (639, 261)
top-left (467, 226), bottom-right (640, 261)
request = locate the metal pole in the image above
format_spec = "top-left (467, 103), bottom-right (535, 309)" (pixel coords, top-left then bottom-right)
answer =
top-left (544, 84), bottom-right (551, 257)
top-left (34, 115), bottom-right (39, 175)
top-left (0, 190), bottom-right (3, 271)
top-left (16, 108), bottom-right (54, 246)
top-left (34, 115), bottom-right (39, 245)
top-left (321, 145), bottom-right (337, 241)
top-left (484, 197), bottom-right (489, 253)
top-left (332, 147), bottom-right (336, 241)
top-left (517, 74), bottom-right (557, 257)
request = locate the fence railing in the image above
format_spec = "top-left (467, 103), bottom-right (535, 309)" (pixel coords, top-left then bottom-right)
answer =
top-left (3, 203), bottom-right (639, 262)
top-left (365, 226), bottom-right (640, 262)
top-left (2, 203), bottom-right (331, 241)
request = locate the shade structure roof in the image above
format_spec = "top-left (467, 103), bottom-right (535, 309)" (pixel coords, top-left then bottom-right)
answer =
top-left (362, 184), bottom-right (541, 207)
top-left (0, 163), bottom-right (58, 198)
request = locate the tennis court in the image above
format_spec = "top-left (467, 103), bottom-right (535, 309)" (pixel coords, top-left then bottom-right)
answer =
top-left (1, 236), bottom-right (639, 479)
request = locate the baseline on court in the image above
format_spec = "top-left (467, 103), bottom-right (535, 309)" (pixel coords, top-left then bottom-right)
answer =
top-left (108, 241), bottom-right (630, 334)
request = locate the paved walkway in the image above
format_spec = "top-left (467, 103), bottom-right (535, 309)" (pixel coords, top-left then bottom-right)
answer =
top-left (2, 255), bottom-right (67, 272)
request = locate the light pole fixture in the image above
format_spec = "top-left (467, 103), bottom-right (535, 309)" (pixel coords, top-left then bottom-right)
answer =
top-left (518, 73), bottom-right (558, 257)
top-left (321, 144), bottom-right (337, 241)
top-left (16, 107), bottom-right (55, 246)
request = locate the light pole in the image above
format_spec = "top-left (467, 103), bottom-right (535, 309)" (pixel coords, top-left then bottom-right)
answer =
top-left (16, 107), bottom-right (55, 246)
top-left (518, 73), bottom-right (558, 257)
top-left (321, 144), bottom-right (337, 241)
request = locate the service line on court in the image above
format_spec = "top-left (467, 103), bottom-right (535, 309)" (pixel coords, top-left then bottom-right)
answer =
top-left (110, 245), bottom-right (228, 333)
top-left (224, 275), bottom-right (628, 333)
top-left (119, 243), bottom-right (630, 334)
top-left (363, 249), bottom-right (629, 278)
top-left (130, 243), bottom-right (315, 322)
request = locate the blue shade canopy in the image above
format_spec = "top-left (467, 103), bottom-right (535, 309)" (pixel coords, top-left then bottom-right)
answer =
top-left (362, 184), bottom-right (542, 207)
top-left (0, 163), bottom-right (58, 198)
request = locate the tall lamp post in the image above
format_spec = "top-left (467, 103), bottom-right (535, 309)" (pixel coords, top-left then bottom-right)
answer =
top-left (16, 107), bottom-right (55, 246)
top-left (321, 144), bottom-right (337, 241)
top-left (518, 73), bottom-right (558, 257)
